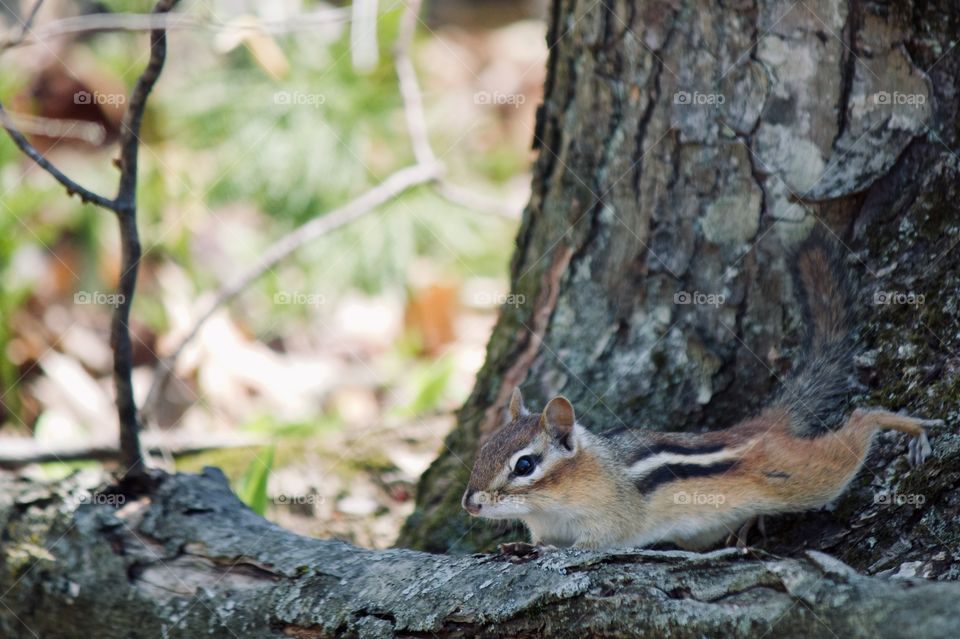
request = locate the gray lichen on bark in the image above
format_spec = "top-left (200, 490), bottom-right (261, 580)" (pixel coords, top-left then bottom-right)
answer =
top-left (2, 469), bottom-right (960, 638)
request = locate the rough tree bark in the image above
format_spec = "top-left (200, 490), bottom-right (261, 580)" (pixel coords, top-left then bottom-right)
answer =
top-left (399, 0), bottom-right (960, 583)
top-left (2, 469), bottom-right (960, 638)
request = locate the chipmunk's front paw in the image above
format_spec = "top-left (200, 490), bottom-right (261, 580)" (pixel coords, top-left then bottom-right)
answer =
top-left (498, 541), bottom-right (538, 557)
top-left (497, 541), bottom-right (557, 562)
top-left (908, 428), bottom-right (934, 467)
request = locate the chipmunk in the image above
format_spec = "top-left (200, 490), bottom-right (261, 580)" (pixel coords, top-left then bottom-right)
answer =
top-left (461, 227), bottom-right (942, 550)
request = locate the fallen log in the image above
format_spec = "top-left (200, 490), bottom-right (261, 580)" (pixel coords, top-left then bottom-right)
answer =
top-left (1, 468), bottom-right (958, 638)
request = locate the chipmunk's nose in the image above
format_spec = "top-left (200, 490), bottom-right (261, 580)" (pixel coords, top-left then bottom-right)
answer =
top-left (462, 489), bottom-right (481, 515)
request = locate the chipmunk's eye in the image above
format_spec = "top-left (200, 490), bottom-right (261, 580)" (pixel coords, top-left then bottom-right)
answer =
top-left (513, 455), bottom-right (536, 477)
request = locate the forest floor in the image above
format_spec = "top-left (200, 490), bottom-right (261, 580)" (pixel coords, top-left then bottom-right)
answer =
top-left (0, 9), bottom-right (547, 549)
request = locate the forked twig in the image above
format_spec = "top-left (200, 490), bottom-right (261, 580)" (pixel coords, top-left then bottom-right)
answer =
top-left (0, 0), bottom-right (182, 478)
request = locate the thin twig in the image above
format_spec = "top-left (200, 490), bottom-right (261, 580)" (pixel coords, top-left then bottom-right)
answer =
top-left (140, 161), bottom-right (441, 424)
top-left (0, 0), bottom-right (180, 479)
top-left (0, 110), bottom-right (106, 144)
top-left (392, 0), bottom-right (518, 219)
top-left (0, 8), bottom-right (350, 50)
top-left (142, 0), bottom-right (511, 426)
top-left (435, 180), bottom-right (521, 219)
top-left (16, 0), bottom-right (46, 44)
top-left (116, 5), bottom-right (173, 208)
top-left (0, 105), bottom-right (116, 207)
top-left (393, 0), bottom-right (434, 166)
top-left (110, 0), bottom-right (179, 478)
top-left (0, 432), bottom-right (269, 468)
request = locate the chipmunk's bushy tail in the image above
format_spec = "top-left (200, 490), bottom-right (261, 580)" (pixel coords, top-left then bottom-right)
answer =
top-left (775, 225), bottom-right (856, 438)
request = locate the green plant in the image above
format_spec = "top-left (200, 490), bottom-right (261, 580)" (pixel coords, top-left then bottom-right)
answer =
top-left (235, 445), bottom-right (275, 516)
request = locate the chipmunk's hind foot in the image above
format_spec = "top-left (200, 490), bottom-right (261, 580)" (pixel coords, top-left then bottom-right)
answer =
top-left (907, 421), bottom-right (940, 467)
top-left (849, 409), bottom-right (941, 468)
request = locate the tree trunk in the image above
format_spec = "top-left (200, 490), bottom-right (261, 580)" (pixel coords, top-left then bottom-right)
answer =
top-left (398, 0), bottom-right (960, 583)
top-left (2, 469), bottom-right (960, 638)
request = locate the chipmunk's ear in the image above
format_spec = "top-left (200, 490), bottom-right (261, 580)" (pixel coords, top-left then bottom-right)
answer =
top-left (541, 396), bottom-right (575, 449)
top-left (509, 387), bottom-right (528, 421)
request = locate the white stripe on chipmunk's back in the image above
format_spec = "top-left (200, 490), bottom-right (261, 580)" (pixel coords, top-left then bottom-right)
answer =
top-left (628, 448), bottom-right (741, 479)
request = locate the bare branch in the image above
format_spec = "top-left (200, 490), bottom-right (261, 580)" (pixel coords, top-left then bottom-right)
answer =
top-left (16, 0), bottom-right (45, 44)
top-left (393, 0), bottom-right (435, 166)
top-left (0, 432), bottom-right (267, 469)
top-left (2, 0), bottom-right (180, 479)
top-left (393, 0), bottom-right (516, 220)
top-left (1, 12), bottom-right (198, 48)
top-left (107, 0), bottom-right (180, 478)
top-left (0, 105), bottom-right (116, 207)
top-left (0, 110), bottom-right (106, 144)
top-left (0, 8), bottom-right (351, 50)
top-left (115, 1), bottom-right (175, 208)
top-left (435, 180), bottom-right (522, 219)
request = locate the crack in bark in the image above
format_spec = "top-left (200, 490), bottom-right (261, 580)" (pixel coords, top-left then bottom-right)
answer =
top-left (836, 0), bottom-right (860, 147)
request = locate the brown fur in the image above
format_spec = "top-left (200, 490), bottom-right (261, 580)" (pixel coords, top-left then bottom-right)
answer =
top-left (466, 414), bottom-right (542, 494)
top-left (646, 407), bottom-right (932, 530)
top-left (463, 228), bottom-right (940, 550)
top-left (464, 399), bottom-right (936, 549)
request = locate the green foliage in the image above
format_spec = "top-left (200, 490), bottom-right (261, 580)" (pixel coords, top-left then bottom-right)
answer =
top-left (96, 0), bottom-right (157, 13)
top-left (0, 1), bottom-right (518, 303)
top-left (392, 355), bottom-right (456, 418)
top-left (167, 8), bottom-right (407, 226)
top-left (0, 154), bottom-right (81, 420)
top-left (159, 5), bottom-right (516, 297)
top-left (36, 460), bottom-right (101, 482)
top-left (0, 3), bottom-right (523, 435)
top-left (298, 187), bottom-right (514, 295)
top-left (242, 413), bottom-right (342, 439)
top-left (236, 445), bottom-right (275, 516)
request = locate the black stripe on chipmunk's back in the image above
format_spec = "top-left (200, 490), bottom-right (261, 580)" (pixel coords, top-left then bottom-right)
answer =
top-left (774, 225), bottom-right (856, 438)
top-left (602, 427), bottom-right (727, 463)
top-left (634, 460), bottom-right (739, 494)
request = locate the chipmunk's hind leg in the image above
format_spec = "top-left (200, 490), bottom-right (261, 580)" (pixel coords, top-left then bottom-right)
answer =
top-left (849, 409), bottom-right (942, 467)
top-left (725, 515), bottom-right (767, 550)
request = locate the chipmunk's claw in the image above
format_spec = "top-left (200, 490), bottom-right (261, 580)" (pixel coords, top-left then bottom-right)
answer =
top-left (908, 429), bottom-right (933, 468)
top-left (726, 516), bottom-right (766, 552)
top-left (497, 541), bottom-right (556, 562)
top-left (498, 541), bottom-right (537, 556)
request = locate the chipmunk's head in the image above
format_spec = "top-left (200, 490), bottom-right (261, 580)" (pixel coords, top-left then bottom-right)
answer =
top-left (462, 388), bottom-right (581, 520)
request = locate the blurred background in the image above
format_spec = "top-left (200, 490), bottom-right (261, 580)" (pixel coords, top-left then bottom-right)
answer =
top-left (0, 0), bottom-right (547, 547)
